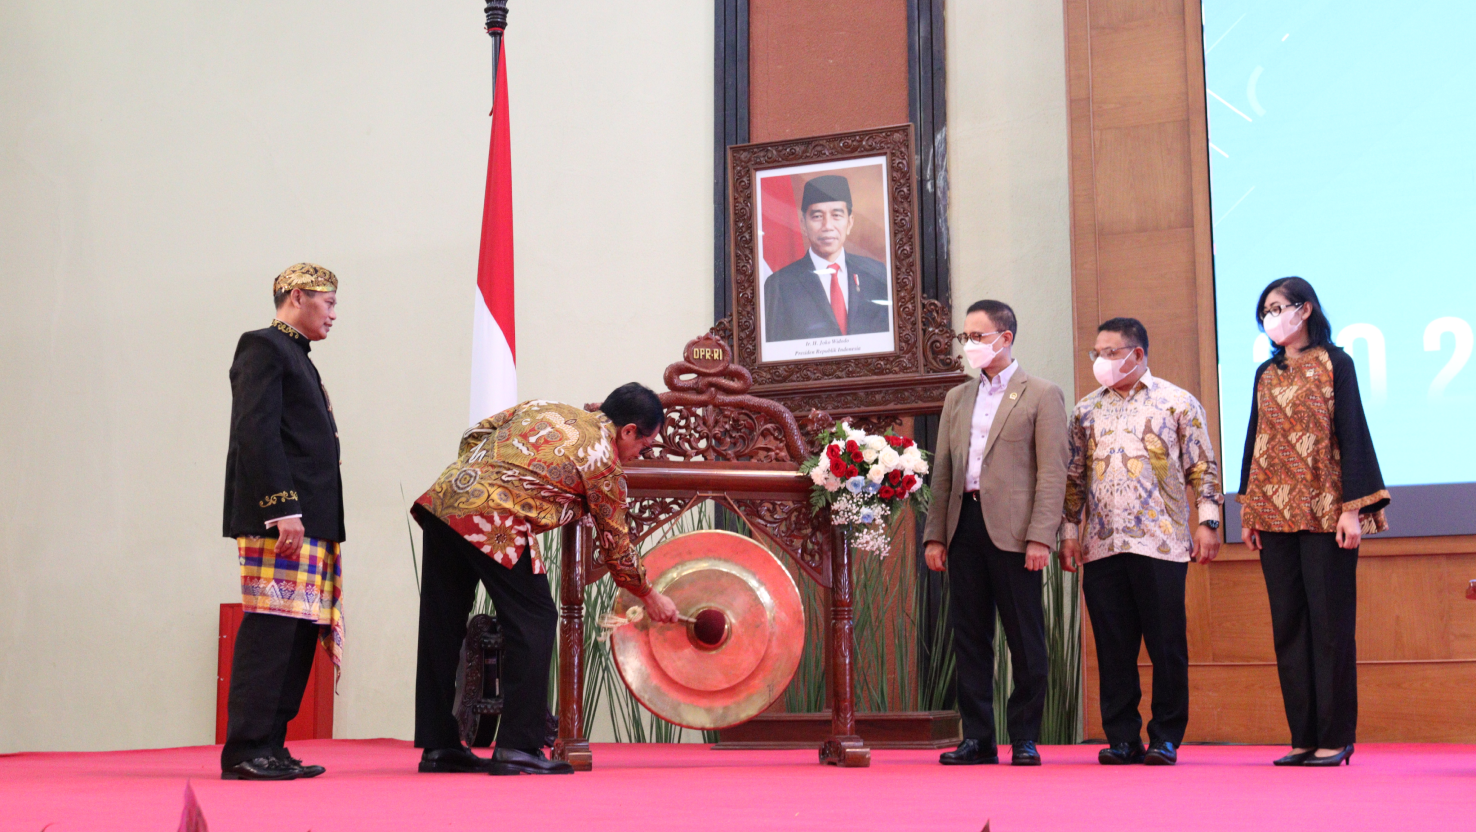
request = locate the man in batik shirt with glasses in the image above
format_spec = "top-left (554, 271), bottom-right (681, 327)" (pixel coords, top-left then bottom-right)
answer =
top-left (1061, 317), bottom-right (1223, 768)
top-left (411, 383), bottom-right (679, 776)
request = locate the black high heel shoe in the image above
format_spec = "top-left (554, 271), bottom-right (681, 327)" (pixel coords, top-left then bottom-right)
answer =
top-left (1302, 745), bottom-right (1354, 767)
top-left (1272, 749), bottom-right (1315, 766)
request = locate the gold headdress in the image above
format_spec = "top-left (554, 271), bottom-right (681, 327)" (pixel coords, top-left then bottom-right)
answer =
top-left (272, 263), bottom-right (338, 296)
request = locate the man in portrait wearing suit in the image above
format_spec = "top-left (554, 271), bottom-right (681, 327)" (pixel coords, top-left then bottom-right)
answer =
top-left (220, 263), bottom-right (346, 781)
top-left (762, 174), bottom-right (891, 342)
top-left (923, 300), bottom-right (1069, 766)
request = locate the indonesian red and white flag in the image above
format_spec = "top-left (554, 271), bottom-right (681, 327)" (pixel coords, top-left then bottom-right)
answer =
top-left (469, 41), bottom-right (516, 426)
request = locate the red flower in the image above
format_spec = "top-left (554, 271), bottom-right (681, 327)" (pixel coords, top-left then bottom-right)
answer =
top-left (887, 470), bottom-right (902, 485)
top-left (845, 440), bottom-right (859, 453)
top-left (850, 451), bottom-right (864, 464)
top-left (879, 486), bottom-right (895, 500)
top-left (902, 475), bottom-right (917, 491)
top-left (843, 465), bottom-right (858, 479)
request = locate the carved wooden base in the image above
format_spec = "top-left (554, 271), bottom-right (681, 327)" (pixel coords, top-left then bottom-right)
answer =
top-left (713, 711), bottom-right (961, 749)
top-left (819, 734), bottom-right (871, 767)
top-left (551, 738), bottom-right (592, 772)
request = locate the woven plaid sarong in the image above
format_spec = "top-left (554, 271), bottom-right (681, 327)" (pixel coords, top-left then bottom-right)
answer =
top-left (236, 536), bottom-right (344, 669)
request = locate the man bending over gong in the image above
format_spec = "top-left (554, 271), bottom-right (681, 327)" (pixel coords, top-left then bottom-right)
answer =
top-left (411, 384), bottom-right (679, 775)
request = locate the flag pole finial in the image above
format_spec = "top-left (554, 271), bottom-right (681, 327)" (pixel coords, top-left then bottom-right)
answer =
top-left (484, 0), bottom-right (508, 35)
top-left (483, 1), bottom-right (508, 111)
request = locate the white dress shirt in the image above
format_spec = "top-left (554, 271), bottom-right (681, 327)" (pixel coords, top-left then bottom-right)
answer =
top-left (809, 249), bottom-right (849, 309)
top-left (964, 360), bottom-right (1018, 491)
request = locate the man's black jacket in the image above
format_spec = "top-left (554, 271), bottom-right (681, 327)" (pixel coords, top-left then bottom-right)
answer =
top-left (222, 321), bottom-right (345, 541)
top-left (762, 250), bottom-right (891, 342)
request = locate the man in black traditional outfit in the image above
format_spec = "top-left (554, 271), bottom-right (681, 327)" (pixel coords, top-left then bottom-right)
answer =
top-left (220, 263), bottom-right (345, 781)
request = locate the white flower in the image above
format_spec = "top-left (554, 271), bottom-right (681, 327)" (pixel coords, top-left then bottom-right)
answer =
top-left (810, 466), bottom-right (828, 486)
top-left (823, 474), bottom-right (842, 492)
top-left (861, 448), bottom-right (879, 463)
top-left (913, 459), bottom-right (929, 475)
top-left (878, 448), bottom-right (901, 470)
top-left (816, 455), bottom-right (831, 473)
top-left (864, 435), bottom-right (887, 451)
top-left (867, 466), bottom-right (886, 483)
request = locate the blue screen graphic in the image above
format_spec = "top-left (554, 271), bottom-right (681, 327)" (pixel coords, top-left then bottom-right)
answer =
top-left (1205, 0), bottom-right (1476, 488)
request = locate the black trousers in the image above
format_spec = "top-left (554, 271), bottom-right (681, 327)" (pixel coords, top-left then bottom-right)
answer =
top-left (415, 513), bottom-right (557, 752)
top-left (1081, 553), bottom-right (1189, 746)
top-left (222, 612), bottom-right (321, 769)
top-left (947, 493), bottom-right (1048, 745)
top-left (1258, 531), bottom-right (1358, 748)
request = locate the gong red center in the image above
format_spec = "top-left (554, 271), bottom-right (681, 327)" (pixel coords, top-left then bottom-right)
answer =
top-left (691, 608), bottom-right (728, 647)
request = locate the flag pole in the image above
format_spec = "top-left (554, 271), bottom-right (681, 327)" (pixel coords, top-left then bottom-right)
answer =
top-left (484, 0), bottom-right (509, 110)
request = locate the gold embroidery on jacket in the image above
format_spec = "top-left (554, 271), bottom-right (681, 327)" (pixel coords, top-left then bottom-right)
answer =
top-left (260, 490), bottom-right (299, 508)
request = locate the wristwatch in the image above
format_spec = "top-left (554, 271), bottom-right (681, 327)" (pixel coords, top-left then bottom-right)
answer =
top-left (1200, 519), bottom-right (1221, 531)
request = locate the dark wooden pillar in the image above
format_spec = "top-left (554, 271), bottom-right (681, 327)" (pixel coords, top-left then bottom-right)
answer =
top-left (820, 527), bottom-right (870, 766)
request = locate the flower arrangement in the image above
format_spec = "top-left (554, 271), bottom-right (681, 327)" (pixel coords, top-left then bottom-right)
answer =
top-left (798, 421), bottom-right (932, 554)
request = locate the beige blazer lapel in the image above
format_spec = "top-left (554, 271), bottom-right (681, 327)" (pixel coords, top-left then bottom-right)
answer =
top-left (952, 377), bottom-right (979, 474)
top-left (981, 368), bottom-right (1030, 462)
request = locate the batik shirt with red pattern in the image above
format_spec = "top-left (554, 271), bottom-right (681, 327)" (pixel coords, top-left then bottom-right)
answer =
top-left (415, 400), bottom-right (650, 595)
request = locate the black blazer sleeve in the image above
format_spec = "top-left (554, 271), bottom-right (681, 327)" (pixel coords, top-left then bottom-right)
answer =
top-left (229, 333), bottom-right (301, 523)
top-left (1237, 360), bottom-right (1273, 496)
top-left (1328, 346), bottom-right (1389, 514)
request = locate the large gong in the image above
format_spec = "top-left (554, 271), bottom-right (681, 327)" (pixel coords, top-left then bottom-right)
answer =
top-left (610, 530), bottom-right (805, 730)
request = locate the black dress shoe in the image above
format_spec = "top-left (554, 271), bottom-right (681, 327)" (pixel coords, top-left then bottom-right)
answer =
top-left (939, 739), bottom-right (999, 765)
top-left (284, 757), bottom-right (326, 778)
top-left (1272, 749), bottom-right (1316, 766)
top-left (489, 746), bottom-right (575, 775)
top-left (275, 750), bottom-right (325, 778)
top-left (419, 745), bottom-right (493, 773)
top-left (1097, 742), bottom-right (1146, 765)
top-left (1011, 740), bottom-right (1041, 766)
top-left (1302, 745), bottom-right (1354, 767)
top-left (222, 756), bottom-right (299, 781)
top-left (1144, 741), bottom-right (1177, 765)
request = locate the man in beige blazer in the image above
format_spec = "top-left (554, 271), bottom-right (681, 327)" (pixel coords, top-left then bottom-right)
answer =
top-left (924, 300), bottom-right (1069, 766)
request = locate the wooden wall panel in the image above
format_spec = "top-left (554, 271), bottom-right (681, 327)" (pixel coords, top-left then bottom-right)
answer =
top-left (1065, 0), bottom-right (1476, 743)
top-left (748, 0), bottom-right (909, 143)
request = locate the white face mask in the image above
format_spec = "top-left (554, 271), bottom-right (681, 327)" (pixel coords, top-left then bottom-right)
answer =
top-left (1263, 305), bottom-right (1305, 345)
top-left (1093, 352), bottom-right (1136, 388)
top-left (964, 334), bottom-right (1004, 370)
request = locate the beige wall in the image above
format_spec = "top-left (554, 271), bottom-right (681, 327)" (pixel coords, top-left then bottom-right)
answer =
top-left (0, 2), bottom-right (712, 752)
top-left (946, 1), bottom-right (1075, 397)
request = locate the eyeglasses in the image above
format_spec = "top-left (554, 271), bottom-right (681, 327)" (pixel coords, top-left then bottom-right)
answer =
top-left (1261, 301), bottom-right (1303, 320)
top-left (955, 331), bottom-right (1004, 345)
top-left (1088, 346), bottom-right (1136, 361)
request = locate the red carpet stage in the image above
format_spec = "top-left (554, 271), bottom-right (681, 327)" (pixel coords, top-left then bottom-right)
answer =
top-left (3, 740), bottom-right (1472, 831)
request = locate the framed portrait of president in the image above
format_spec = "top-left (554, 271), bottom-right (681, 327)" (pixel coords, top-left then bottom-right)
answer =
top-left (728, 124), bottom-right (939, 395)
top-left (754, 158), bottom-right (894, 362)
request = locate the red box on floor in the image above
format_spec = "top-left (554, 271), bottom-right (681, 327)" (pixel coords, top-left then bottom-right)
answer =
top-left (215, 603), bottom-right (334, 744)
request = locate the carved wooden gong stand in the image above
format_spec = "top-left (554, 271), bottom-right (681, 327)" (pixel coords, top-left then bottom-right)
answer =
top-left (551, 331), bottom-right (870, 768)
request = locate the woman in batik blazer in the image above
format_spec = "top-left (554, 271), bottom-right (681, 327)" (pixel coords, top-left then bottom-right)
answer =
top-left (1238, 277), bottom-right (1389, 769)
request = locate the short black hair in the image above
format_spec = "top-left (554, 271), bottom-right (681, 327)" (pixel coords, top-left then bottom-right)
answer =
top-left (601, 382), bottom-right (664, 435)
top-left (1097, 317), bottom-right (1149, 354)
top-left (964, 299), bottom-right (1018, 337)
top-left (274, 287), bottom-right (323, 309)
